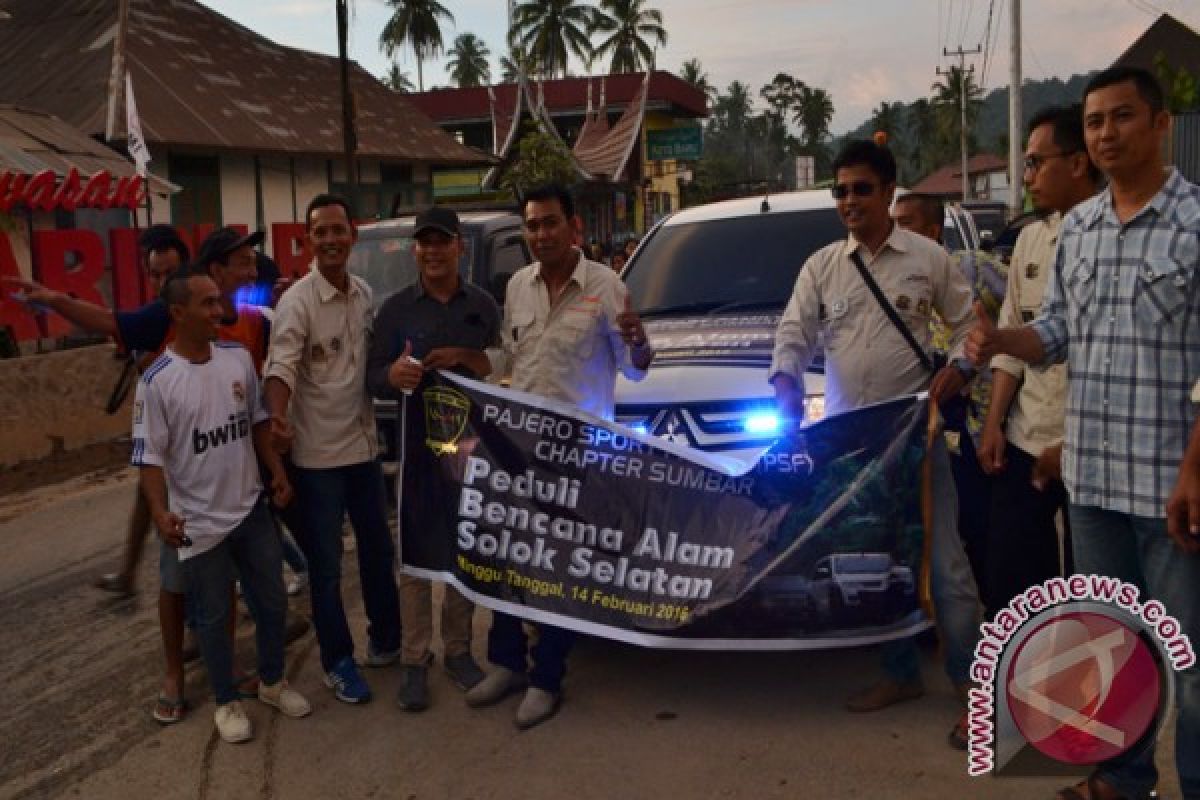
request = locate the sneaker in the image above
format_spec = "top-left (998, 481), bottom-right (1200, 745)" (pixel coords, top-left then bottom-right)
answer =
top-left (465, 667), bottom-right (527, 708)
top-left (362, 642), bottom-right (401, 668)
top-left (94, 572), bottom-right (135, 596)
top-left (324, 656), bottom-right (372, 704)
top-left (444, 652), bottom-right (486, 691)
top-left (286, 572), bottom-right (308, 596)
top-left (258, 679), bottom-right (312, 718)
top-left (396, 665), bottom-right (430, 712)
top-left (515, 687), bottom-right (561, 730)
top-left (214, 700), bottom-right (253, 743)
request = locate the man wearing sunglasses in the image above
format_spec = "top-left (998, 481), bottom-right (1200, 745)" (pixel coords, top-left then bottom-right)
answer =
top-left (770, 139), bottom-right (982, 749)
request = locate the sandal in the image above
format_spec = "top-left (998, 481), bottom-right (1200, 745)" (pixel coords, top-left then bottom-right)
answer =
top-left (152, 694), bottom-right (187, 725)
top-left (948, 711), bottom-right (969, 750)
top-left (1054, 774), bottom-right (1128, 800)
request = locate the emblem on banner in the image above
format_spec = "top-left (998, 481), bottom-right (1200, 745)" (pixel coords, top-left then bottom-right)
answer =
top-left (423, 387), bottom-right (471, 455)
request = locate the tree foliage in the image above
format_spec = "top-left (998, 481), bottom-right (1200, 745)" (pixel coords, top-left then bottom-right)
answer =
top-left (589, 0), bottom-right (667, 74)
top-left (381, 63), bottom-right (415, 93)
top-left (510, 0), bottom-right (597, 78)
top-left (500, 126), bottom-right (580, 197)
top-left (378, 0), bottom-right (454, 92)
top-left (448, 33), bottom-right (492, 88)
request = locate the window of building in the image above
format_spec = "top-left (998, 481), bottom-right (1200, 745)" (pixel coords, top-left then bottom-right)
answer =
top-left (168, 154), bottom-right (221, 230)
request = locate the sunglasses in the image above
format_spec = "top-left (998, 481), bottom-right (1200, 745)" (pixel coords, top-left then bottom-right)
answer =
top-left (831, 181), bottom-right (878, 199)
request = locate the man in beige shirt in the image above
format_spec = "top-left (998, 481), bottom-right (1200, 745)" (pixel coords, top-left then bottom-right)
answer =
top-left (770, 140), bottom-right (981, 749)
top-left (264, 193), bottom-right (401, 705)
top-left (460, 184), bottom-right (653, 730)
top-left (978, 105), bottom-right (1102, 614)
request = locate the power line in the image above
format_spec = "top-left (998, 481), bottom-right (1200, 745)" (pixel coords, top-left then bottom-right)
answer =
top-left (981, 0), bottom-right (1005, 89)
top-left (979, 0), bottom-right (996, 87)
top-left (959, 0), bottom-right (976, 47)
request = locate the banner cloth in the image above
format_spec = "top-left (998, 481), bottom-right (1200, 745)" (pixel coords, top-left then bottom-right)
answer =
top-left (399, 371), bottom-right (933, 650)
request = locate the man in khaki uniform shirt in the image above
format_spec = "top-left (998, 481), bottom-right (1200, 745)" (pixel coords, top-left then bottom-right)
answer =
top-left (979, 105), bottom-right (1102, 614)
top-left (461, 184), bottom-right (653, 730)
top-left (771, 140), bottom-right (981, 749)
top-left (264, 194), bottom-right (401, 705)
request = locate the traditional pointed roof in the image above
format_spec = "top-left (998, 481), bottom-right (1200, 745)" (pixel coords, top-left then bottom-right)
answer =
top-left (0, 0), bottom-right (490, 164)
top-left (572, 71), bottom-right (650, 181)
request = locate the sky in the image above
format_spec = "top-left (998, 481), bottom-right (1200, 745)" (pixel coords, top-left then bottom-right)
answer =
top-left (203, 0), bottom-right (1200, 133)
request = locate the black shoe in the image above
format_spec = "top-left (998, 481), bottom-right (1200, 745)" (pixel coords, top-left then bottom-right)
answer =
top-left (444, 652), bottom-right (486, 691)
top-left (396, 665), bottom-right (429, 712)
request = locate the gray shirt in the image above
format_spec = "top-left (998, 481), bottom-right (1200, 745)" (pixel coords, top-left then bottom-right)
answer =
top-left (367, 279), bottom-right (501, 400)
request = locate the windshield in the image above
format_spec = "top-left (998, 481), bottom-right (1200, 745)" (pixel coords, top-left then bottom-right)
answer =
top-left (348, 231), bottom-right (474, 310)
top-left (624, 208), bottom-right (844, 315)
top-left (834, 554), bottom-right (892, 574)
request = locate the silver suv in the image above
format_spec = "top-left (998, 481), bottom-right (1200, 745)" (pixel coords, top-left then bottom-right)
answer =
top-left (616, 190), bottom-right (843, 460)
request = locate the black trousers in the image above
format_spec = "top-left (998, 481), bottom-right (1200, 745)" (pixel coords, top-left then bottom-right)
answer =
top-left (984, 442), bottom-right (1071, 616)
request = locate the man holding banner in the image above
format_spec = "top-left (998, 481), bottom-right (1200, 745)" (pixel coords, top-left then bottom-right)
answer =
top-left (366, 206), bottom-right (500, 711)
top-left (464, 184), bottom-right (654, 729)
top-left (770, 140), bottom-right (982, 749)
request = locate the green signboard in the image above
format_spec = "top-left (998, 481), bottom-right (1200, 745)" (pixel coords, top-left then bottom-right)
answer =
top-left (646, 127), bottom-right (703, 161)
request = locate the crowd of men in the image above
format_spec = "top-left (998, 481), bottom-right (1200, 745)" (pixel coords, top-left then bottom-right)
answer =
top-left (4, 64), bottom-right (1196, 798)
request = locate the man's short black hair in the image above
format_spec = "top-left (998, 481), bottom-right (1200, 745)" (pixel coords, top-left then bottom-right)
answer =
top-left (138, 224), bottom-right (190, 266)
top-left (1083, 66), bottom-right (1165, 115)
top-left (522, 184), bottom-right (576, 219)
top-left (161, 266), bottom-right (208, 307)
top-left (895, 192), bottom-right (945, 231)
top-left (305, 193), bottom-right (355, 230)
top-left (1028, 104), bottom-right (1103, 184)
top-left (832, 139), bottom-right (898, 185)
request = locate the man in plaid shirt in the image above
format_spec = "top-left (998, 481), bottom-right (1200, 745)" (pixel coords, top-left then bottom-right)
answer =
top-left (969, 66), bottom-right (1198, 800)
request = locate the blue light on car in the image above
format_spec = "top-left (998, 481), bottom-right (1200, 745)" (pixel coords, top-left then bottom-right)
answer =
top-left (743, 412), bottom-right (780, 434)
top-left (630, 422), bottom-right (651, 435)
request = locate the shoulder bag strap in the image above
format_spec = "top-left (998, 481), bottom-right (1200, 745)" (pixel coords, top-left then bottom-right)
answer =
top-left (848, 249), bottom-right (935, 374)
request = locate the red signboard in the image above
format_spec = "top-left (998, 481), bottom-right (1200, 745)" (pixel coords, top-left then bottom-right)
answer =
top-left (1, 222), bottom-right (316, 342)
top-left (0, 168), bottom-right (146, 213)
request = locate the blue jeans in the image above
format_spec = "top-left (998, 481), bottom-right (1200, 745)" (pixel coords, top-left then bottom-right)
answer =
top-left (1069, 504), bottom-right (1200, 800)
top-left (182, 501), bottom-right (286, 705)
top-left (291, 460), bottom-right (402, 672)
top-left (882, 435), bottom-right (982, 687)
top-left (487, 612), bottom-right (575, 693)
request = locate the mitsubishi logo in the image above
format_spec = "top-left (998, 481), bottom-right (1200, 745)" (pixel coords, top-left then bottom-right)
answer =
top-left (660, 412), bottom-right (690, 445)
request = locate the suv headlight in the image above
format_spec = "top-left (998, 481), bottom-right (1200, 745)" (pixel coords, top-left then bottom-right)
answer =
top-left (742, 411), bottom-right (781, 434)
top-left (804, 395), bottom-right (825, 423)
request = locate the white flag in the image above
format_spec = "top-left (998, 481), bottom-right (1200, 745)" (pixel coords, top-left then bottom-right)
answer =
top-left (125, 72), bottom-right (151, 177)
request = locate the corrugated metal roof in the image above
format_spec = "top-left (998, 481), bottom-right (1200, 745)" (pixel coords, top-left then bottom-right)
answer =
top-left (0, 0), bottom-right (491, 165)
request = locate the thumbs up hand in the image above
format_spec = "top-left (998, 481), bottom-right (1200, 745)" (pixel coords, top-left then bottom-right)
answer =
top-left (965, 301), bottom-right (1001, 367)
top-left (387, 339), bottom-right (423, 393)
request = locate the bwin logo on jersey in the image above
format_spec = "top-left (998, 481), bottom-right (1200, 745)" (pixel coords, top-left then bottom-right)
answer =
top-left (193, 413), bottom-right (251, 454)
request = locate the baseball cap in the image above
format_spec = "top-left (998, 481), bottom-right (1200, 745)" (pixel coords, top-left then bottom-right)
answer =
top-left (194, 227), bottom-right (265, 268)
top-left (413, 206), bottom-right (460, 238)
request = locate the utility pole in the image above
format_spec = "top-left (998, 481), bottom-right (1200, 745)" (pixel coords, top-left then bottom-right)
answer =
top-left (1008, 0), bottom-right (1023, 218)
top-left (939, 45), bottom-right (981, 202)
top-left (336, 0), bottom-right (358, 213)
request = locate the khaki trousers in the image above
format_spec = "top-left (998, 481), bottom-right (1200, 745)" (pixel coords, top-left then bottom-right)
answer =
top-left (399, 574), bottom-right (474, 665)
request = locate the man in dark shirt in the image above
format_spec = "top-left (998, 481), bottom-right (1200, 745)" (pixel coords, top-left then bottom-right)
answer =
top-left (366, 206), bottom-right (501, 711)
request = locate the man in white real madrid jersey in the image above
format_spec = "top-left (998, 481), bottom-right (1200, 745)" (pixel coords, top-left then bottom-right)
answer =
top-left (133, 270), bottom-right (311, 744)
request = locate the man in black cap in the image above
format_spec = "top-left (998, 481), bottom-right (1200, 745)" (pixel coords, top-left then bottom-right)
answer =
top-left (367, 206), bottom-right (501, 710)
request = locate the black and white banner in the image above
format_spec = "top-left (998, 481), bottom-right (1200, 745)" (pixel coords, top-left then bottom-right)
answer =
top-left (399, 372), bottom-right (934, 650)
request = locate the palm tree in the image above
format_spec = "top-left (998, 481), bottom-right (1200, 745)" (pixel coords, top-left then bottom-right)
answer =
top-left (793, 85), bottom-right (834, 152)
top-left (869, 101), bottom-right (903, 140)
top-left (679, 58), bottom-right (716, 104)
top-left (379, 0), bottom-right (455, 92)
top-left (931, 65), bottom-right (983, 150)
top-left (589, 0), bottom-right (666, 75)
top-left (510, 0), bottom-right (597, 79)
top-left (448, 33), bottom-right (492, 87)
top-left (381, 63), bottom-right (416, 93)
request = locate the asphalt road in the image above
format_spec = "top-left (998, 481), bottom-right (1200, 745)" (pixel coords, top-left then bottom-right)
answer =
top-left (0, 467), bottom-right (1178, 799)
